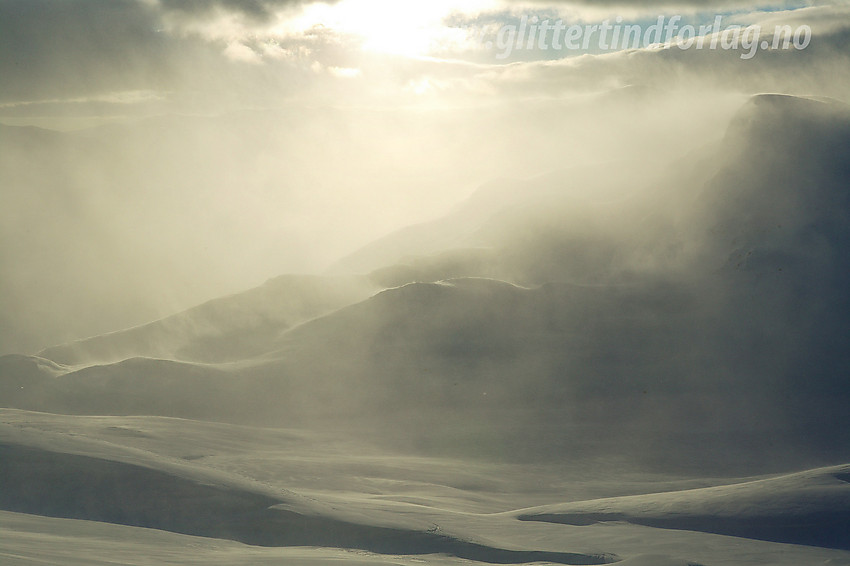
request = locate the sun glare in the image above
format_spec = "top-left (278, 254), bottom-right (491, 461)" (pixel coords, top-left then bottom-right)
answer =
top-left (293, 0), bottom-right (491, 57)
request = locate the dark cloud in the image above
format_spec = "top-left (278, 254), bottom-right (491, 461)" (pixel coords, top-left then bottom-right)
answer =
top-left (158, 0), bottom-right (329, 24)
top-left (0, 0), bottom-right (352, 107)
top-left (0, 0), bottom-right (178, 103)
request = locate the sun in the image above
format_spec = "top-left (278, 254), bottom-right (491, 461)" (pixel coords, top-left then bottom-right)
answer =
top-left (294, 0), bottom-right (489, 58)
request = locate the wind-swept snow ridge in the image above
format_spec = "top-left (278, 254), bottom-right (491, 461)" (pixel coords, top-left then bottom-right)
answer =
top-left (518, 464), bottom-right (850, 549)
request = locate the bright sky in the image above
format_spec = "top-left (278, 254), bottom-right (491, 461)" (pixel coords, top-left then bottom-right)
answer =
top-left (289, 0), bottom-right (495, 57)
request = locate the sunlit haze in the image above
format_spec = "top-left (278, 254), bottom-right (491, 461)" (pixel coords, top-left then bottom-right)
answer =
top-left (2, 1), bottom-right (850, 564)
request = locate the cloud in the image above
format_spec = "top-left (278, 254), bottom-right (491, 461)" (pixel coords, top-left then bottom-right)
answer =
top-left (327, 66), bottom-right (362, 78)
top-left (0, 0), bottom-right (176, 103)
top-left (0, 0), bottom-right (342, 114)
top-left (503, 0), bottom-right (820, 9)
top-left (223, 41), bottom-right (264, 63)
top-left (1, 0), bottom-right (846, 121)
top-left (157, 0), bottom-right (335, 24)
top-left (464, 6), bottom-right (850, 101)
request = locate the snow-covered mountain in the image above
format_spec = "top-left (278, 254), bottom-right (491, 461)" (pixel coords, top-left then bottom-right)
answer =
top-left (2, 94), bottom-right (850, 564)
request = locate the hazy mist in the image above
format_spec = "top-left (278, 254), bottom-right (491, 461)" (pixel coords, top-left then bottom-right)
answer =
top-left (2, 1), bottom-right (850, 564)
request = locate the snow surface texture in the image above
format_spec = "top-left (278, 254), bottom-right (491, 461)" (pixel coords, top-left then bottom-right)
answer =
top-left (2, 410), bottom-right (850, 566)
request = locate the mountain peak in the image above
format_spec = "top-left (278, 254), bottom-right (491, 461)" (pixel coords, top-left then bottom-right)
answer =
top-left (728, 93), bottom-right (850, 140)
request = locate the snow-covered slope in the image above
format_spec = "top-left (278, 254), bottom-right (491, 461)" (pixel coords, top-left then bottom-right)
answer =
top-left (518, 464), bottom-right (850, 549)
top-left (2, 409), bottom-right (848, 565)
top-left (38, 274), bottom-right (376, 365)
